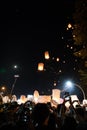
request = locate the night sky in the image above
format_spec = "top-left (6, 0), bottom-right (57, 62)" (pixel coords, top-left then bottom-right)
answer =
top-left (0, 0), bottom-right (81, 98)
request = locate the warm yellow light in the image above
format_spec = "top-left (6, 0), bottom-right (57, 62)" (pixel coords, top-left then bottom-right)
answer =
top-left (52, 89), bottom-right (60, 102)
top-left (44, 51), bottom-right (50, 59)
top-left (20, 95), bottom-right (27, 103)
top-left (70, 46), bottom-right (73, 49)
top-left (38, 63), bottom-right (44, 71)
top-left (33, 90), bottom-right (39, 103)
top-left (68, 23), bottom-right (72, 28)
top-left (53, 81), bottom-right (57, 86)
top-left (56, 58), bottom-right (60, 62)
top-left (73, 35), bottom-right (75, 37)
top-left (1, 86), bottom-right (5, 90)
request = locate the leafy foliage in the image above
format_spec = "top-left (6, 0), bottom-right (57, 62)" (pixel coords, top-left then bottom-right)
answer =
top-left (72, 0), bottom-right (87, 98)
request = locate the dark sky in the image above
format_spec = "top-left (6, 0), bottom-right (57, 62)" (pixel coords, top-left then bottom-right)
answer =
top-left (0, 0), bottom-right (78, 98)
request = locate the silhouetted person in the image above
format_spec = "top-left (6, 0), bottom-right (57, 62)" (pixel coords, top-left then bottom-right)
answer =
top-left (75, 107), bottom-right (87, 130)
top-left (32, 103), bottom-right (50, 130)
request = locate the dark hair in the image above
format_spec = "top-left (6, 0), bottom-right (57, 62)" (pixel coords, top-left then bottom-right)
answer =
top-left (32, 103), bottom-right (50, 125)
top-left (75, 107), bottom-right (85, 118)
top-left (61, 116), bottom-right (77, 130)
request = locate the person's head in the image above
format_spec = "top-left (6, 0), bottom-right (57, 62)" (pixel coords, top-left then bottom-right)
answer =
top-left (32, 103), bottom-right (50, 125)
top-left (75, 107), bottom-right (85, 122)
top-left (62, 115), bottom-right (77, 130)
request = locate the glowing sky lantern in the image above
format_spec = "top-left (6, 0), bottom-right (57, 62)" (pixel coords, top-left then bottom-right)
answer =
top-left (38, 95), bottom-right (51, 103)
top-left (52, 89), bottom-right (60, 103)
top-left (68, 23), bottom-right (72, 29)
top-left (56, 57), bottom-right (60, 62)
top-left (14, 65), bottom-right (18, 69)
top-left (38, 63), bottom-right (44, 71)
top-left (20, 95), bottom-right (27, 103)
top-left (33, 90), bottom-right (39, 103)
top-left (44, 51), bottom-right (50, 59)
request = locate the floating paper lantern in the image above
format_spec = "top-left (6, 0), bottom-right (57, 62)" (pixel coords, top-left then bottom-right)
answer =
top-left (38, 63), bottom-right (44, 71)
top-left (44, 51), bottom-right (50, 59)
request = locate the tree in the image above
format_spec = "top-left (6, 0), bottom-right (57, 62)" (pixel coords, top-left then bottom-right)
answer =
top-left (72, 0), bottom-right (87, 98)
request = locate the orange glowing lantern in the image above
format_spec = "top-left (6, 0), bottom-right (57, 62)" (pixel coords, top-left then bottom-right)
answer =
top-left (38, 63), bottom-right (44, 71)
top-left (44, 51), bottom-right (50, 59)
top-left (68, 23), bottom-right (72, 29)
top-left (33, 90), bottom-right (39, 104)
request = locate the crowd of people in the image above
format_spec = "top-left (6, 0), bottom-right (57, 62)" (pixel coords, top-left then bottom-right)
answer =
top-left (0, 97), bottom-right (87, 130)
